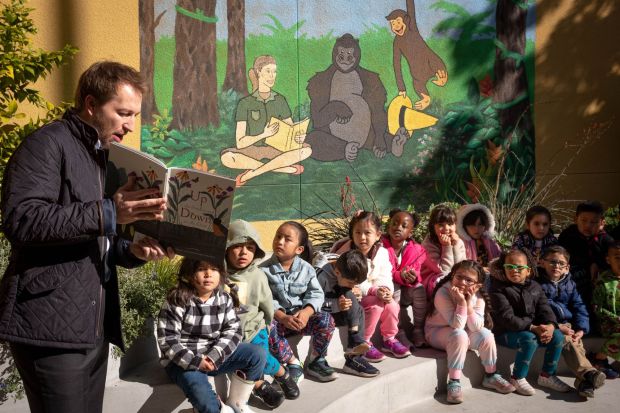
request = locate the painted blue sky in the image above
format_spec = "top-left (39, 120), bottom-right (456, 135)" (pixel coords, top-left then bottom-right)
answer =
top-left (155, 0), bottom-right (535, 41)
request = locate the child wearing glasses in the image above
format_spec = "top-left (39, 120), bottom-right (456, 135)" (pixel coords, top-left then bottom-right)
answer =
top-left (538, 245), bottom-right (606, 397)
top-left (489, 249), bottom-right (571, 396)
top-left (425, 260), bottom-right (515, 404)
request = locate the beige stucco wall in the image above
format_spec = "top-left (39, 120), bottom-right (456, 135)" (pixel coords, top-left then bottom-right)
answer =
top-left (535, 0), bottom-right (620, 209)
top-left (23, 0), bottom-right (619, 221)
top-left (27, 0), bottom-right (141, 149)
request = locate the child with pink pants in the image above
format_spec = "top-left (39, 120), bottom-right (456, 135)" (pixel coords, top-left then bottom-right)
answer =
top-left (425, 260), bottom-right (514, 404)
top-left (331, 211), bottom-right (410, 362)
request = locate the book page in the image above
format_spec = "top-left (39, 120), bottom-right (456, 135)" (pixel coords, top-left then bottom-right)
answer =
top-left (264, 117), bottom-right (309, 152)
top-left (107, 142), bottom-right (169, 197)
top-left (167, 168), bottom-right (235, 232)
top-left (157, 168), bottom-right (235, 262)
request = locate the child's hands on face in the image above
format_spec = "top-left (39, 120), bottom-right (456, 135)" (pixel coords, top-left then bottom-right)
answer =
top-left (338, 295), bottom-right (352, 311)
top-left (438, 233), bottom-right (452, 246)
top-left (450, 232), bottom-right (460, 245)
top-left (464, 283), bottom-right (481, 301)
top-left (449, 286), bottom-right (467, 305)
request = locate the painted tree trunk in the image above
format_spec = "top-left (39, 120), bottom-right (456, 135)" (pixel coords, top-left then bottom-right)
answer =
top-left (139, 0), bottom-right (162, 125)
top-left (171, 0), bottom-right (219, 130)
top-left (222, 0), bottom-right (247, 94)
top-left (494, 0), bottom-right (533, 144)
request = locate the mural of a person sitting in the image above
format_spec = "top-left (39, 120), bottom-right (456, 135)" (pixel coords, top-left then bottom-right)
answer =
top-left (221, 55), bottom-right (312, 186)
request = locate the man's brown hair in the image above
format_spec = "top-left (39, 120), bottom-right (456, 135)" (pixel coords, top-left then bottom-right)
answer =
top-left (75, 61), bottom-right (146, 110)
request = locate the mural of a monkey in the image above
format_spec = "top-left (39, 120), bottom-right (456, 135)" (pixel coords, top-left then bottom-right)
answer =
top-left (386, 0), bottom-right (448, 110)
top-left (306, 34), bottom-right (408, 162)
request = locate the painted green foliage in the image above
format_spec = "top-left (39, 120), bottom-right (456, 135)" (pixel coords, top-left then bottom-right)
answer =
top-left (142, 0), bottom-right (535, 221)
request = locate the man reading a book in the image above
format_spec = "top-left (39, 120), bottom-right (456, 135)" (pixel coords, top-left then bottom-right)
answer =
top-left (0, 61), bottom-right (174, 413)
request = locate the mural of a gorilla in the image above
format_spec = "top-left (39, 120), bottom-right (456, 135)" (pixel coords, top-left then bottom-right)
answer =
top-left (306, 33), bottom-right (407, 162)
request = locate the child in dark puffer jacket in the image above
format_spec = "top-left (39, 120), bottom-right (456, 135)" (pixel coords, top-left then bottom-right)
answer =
top-left (538, 245), bottom-right (606, 397)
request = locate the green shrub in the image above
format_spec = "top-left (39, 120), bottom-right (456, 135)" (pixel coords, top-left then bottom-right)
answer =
top-left (114, 259), bottom-right (179, 358)
top-left (0, 0), bottom-right (77, 186)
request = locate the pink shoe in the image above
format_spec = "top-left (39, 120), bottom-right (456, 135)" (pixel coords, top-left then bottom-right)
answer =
top-left (364, 345), bottom-right (386, 363)
top-left (382, 338), bottom-right (411, 358)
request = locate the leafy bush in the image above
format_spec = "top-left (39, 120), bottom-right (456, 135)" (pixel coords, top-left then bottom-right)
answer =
top-left (114, 259), bottom-right (179, 358)
top-left (0, 239), bottom-right (24, 402)
top-left (0, 0), bottom-right (77, 186)
top-left (604, 205), bottom-right (619, 235)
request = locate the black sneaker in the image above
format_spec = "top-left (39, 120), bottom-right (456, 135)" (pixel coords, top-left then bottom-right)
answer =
top-left (342, 354), bottom-right (380, 377)
top-left (252, 381), bottom-right (285, 408)
top-left (584, 369), bottom-right (606, 389)
top-left (576, 379), bottom-right (595, 398)
top-left (306, 357), bottom-right (338, 382)
top-left (274, 369), bottom-right (300, 400)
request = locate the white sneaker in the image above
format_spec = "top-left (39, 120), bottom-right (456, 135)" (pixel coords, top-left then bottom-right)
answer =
top-left (509, 377), bottom-right (536, 396)
top-left (537, 374), bottom-right (572, 392)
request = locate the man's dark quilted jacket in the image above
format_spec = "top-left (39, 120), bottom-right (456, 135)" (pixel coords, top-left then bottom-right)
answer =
top-left (0, 110), bottom-right (142, 350)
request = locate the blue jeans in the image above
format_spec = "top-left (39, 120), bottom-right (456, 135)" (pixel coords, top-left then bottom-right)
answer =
top-left (250, 328), bottom-right (282, 376)
top-left (496, 329), bottom-right (564, 379)
top-left (165, 343), bottom-right (266, 413)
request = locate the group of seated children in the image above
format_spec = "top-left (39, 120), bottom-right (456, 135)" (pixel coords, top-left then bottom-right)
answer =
top-left (156, 200), bottom-right (620, 411)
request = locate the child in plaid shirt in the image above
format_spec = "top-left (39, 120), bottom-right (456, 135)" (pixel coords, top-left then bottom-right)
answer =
top-left (158, 258), bottom-right (265, 413)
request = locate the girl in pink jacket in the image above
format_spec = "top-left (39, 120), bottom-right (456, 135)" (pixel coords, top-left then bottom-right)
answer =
top-left (381, 209), bottom-right (428, 348)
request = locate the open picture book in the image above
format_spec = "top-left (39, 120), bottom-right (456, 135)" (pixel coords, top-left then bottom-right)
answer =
top-left (264, 117), bottom-right (310, 152)
top-left (108, 142), bottom-right (235, 263)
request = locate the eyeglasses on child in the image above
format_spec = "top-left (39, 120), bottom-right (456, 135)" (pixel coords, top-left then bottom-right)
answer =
top-left (503, 264), bottom-right (530, 272)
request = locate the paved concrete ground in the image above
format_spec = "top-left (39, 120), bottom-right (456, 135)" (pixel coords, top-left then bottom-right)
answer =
top-left (400, 374), bottom-right (620, 413)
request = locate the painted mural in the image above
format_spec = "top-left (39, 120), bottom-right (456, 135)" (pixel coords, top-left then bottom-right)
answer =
top-left (139, 0), bottom-right (535, 222)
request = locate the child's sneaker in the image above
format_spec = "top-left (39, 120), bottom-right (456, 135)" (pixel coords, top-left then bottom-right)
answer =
top-left (381, 338), bottom-right (411, 358)
top-left (575, 378), bottom-right (595, 398)
top-left (274, 369), bottom-right (300, 399)
top-left (584, 369), bottom-right (606, 389)
top-left (482, 373), bottom-right (516, 394)
top-left (364, 345), bottom-right (387, 362)
top-left (287, 362), bottom-right (304, 384)
top-left (251, 381), bottom-right (285, 408)
top-left (509, 377), bottom-right (536, 396)
top-left (306, 357), bottom-right (339, 382)
top-left (446, 380), bottom-right (463, 404)
top-left (343, 354), bottom-right (380, 377)
top-left (537, 374), bottom-right (572, 392)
